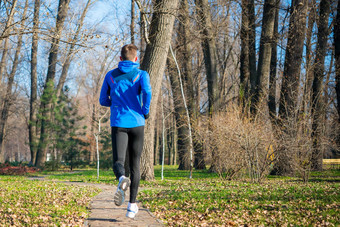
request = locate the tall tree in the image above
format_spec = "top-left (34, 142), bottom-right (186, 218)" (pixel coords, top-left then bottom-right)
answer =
top-left (195, 0), bottom-right (218, 115)
top-left (131, 0), bottom-right (135, 44)
top-left (248, 0), bottom-right (257, 113)
top-left (310, 0), bottom-right (331, 170)
top-left (167, 53), bottom-right (191, 170)
top-left (0, 0), bottom-right (28, 163)
top-left (240, 0), bottom-right (251, 108)
top-left (0, 0), bottom-right (18, 85)
top-left (301, 0), bottom-right (317, 115)
top-left (35, 0), bottom-right (71, 167)
top-left (278, 0), bottom-right (308, 121)
top-left (268, 0), bottom-right (280, 119)
top-left (178, 0), bottom-right (205, 169)
top-left (256, 0), bottom-right (277, 119)
top-left (56, 0), bottom-right (92, 98)
top-left (336, 0), bottom-right (340, 123)
top-left (29, 0), bottom-right (41, 165)
top-left (335, 0), bottom-right (340, 159)
top-left (140, 0), bottom-right (180, 180)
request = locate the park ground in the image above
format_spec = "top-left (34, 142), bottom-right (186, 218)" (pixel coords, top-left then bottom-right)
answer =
top-left (0, 165), bottom-right (339, 226)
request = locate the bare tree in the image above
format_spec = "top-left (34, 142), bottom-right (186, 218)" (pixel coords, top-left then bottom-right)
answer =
top-left (334, 0), bottom-right (340, 152)
top-left (131, 0), bottom-right (135, 44)
top-left (240, 0), bottom-right (251, 108)
top-left (0, 0), bottom-right (18, 85)
top-left (278, 0), bottom-right (308, 121)
top-left (310, 0), bottom-right (331, 170)
top-left (167, 52), bottom-right (191, 170)
top-left (0, 0), bottom-right (28, 163)
top-left (29, 0), bottom-right (41, 165)
top-left (268, 0), bottom-right (280, 119)
top-left (248, 0), bottom-right (257, 113)
top-left (256, 0), bottom-right (277, 119)
top-left (56, 0), bottom-right (92, 98)
top-left (35, 0), bottom-right (71, 167)
top-left (140, 0), bottom-right (180, 180)
top-left (195, 0), bottom-right (218, 115)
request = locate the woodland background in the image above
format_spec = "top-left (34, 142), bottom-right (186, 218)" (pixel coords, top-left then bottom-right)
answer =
top-left (0, 0), bottom-right (339, 182)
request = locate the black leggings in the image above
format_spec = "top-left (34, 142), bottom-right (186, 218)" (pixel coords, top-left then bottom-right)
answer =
top-left (111, 126), bottom-right (144, 203)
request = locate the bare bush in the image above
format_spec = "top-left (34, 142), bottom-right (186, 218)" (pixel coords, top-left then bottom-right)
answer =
top-left (274, 113), bottom-right (331, 183)
top-left (197, 105), bottom-right (276, 182)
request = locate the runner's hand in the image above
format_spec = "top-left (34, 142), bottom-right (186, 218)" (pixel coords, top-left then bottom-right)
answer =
top-left (144, 113), bottom-right (149, 119)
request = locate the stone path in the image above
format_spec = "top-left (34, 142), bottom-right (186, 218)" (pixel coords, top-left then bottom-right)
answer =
top-left (28, 177), bottom-right (163, 227)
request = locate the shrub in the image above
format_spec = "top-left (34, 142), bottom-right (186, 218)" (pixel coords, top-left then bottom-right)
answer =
top-left (197, 106), bottom-right (276, 182)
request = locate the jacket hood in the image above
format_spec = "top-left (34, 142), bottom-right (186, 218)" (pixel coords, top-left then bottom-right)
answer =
top-left (118, 60), bottom-right (140, 73)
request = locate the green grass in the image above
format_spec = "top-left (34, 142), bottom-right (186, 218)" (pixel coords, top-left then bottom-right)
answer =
top-left (27, 166), bottom-right (340, 226)
top-left (0, 175), bottom-right (100, 226)
top-left (139, 167), bottom-right (340, 226)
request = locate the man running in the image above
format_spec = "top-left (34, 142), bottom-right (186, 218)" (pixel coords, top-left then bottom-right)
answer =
top-left (99, 44), bottom-right (152, 218)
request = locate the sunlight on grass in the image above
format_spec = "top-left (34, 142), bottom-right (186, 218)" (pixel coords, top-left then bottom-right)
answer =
top-left (25, 166), bottom-right (340, 226)
top-left (0, 176), bottom-right (100, 226)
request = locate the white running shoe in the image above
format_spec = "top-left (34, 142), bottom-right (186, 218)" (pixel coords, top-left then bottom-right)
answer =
top-left (126, 202), bottom-right (139, 218)
top-left (114, 176), bottom-right (130, 206)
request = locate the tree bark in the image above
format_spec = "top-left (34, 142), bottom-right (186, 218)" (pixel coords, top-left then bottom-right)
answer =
top-left (301, 0), bottom-right (316, 115)
top-left (248, 0), bottom-right (257, 114)
top-left (0, 0), bottom-right (27, 163)
top-left (29, 0), bottom-right (41, 165)
top-left (256, 0), bottom-right (277, 119)
top-left (195, 0), bottom-right (218, 115)
top-left (268, 0), bottom-right (279, 120)
top-left (335, 0), bottom-right (340, 125)
top-left (131, 0), bottom-right (135, 44)
top-left (35, 0), bottom-right (71, 167)
top-left (311, 0), bottom-right (331, 170)
top-left (278, 0), bottom-right (308, 121)
top-left (179, 0), bottom-right (205, 169)
top-left (140, 0), bottom-right (179, 180)
top-left (0, 0), bottom-right (18, 85)
top-left (240, 0), bottom-right (250, 109)
top-left (167, 55), bottom-right (191, 170)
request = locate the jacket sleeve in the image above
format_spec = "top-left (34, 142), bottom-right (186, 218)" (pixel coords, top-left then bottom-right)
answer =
top-left (140, 71), bottom-right (152, 115)
top-left (99, 75), bottom-right (111, 107)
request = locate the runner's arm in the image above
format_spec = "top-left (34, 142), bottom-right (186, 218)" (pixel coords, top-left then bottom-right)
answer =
top-left (99, 75), bottom-right (111, 107)
top-left (141, 71), bottom-right (152, 115)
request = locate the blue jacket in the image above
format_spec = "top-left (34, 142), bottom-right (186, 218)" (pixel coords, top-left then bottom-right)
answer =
top-left (99, 60), bottom-right (152, 128)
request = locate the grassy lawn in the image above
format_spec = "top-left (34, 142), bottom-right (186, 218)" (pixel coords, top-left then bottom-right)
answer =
top-left (140, 166), bottom-right (339, 226)
top-left (0, 176), bottom-right (100, 226)
top-left (27, 166), bottom-right (340, 226)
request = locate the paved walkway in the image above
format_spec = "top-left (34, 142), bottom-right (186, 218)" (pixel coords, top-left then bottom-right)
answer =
top-left (28, 177), bottom-right (163, 227)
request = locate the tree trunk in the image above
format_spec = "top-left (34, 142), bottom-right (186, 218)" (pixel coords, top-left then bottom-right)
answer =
top-left (140, 0), bottom-right (179, 180)
top-left (301, 0), bottom-right (316, 115)
top-left (179, 0), bottom-right (205, 169)
top-left (167, 55), bottom-right (191, 170)
top-left (240, 0), bottom-right (250, 109)
top-left (195, 0), bottom-right (218, 115)
top-left (56, 0), bottom-right (91, 98)
top-left (0, 0), bottom-right (18, 85)
top-left (131, 0), bottom-right (135, 44)
top-left (278, 0), bottom-right (308, 121)
top-left (256, 0), bottom-right (277, 119)
top-left (248, 0), bottom-right (257, 114)
top-left (311, 0), bottom-right (331, 170)
top-left (0, 0), bottom-right (18, 47)
top-left (335, 0), bottom-right (340, 126)
top-left (29, 0), bottom-right (41, 165)
top-left (0, 0), bottom-right (27, 163)
top-left (35, 0), bottom-right (71, 167)
top-left (268, 0), bottom-right (279, 120)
